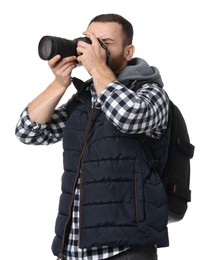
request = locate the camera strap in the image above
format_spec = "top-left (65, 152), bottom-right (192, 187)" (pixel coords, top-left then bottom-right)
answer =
top-left (97, 39), bottom-right (110, 65)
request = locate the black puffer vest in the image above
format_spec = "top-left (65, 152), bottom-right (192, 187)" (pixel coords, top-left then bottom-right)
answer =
top-left (52, 92), bottom-right (169, 257)
top-left (52, 58), bottom-right (169, 257)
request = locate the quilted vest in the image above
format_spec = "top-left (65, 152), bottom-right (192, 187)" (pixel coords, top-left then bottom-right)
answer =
top-left (51, 89), bottom-right (169, 257)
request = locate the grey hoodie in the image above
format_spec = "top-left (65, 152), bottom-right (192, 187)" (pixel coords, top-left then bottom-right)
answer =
top-left (72, 57), bottom-right (164, 92)
top-left (118, 57), bottom-right (164, 87)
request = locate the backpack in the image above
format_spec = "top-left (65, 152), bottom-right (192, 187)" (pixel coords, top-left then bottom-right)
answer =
top-left (134, 82), bottom-right (195, 223)
top-left (69, 77), bottom-right (195, 223)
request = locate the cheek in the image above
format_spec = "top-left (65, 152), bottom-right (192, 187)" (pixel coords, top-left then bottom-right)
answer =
top-left (108, 49), bottom-right (124, 63)
top-left (106, 47), bottom-right (126, 73)
top-left (108, 56), bottom-right (125, 74)
top-left (109, 53), bottom-right (124, 65)
top-left (108, 55), bottom-right (121, 67)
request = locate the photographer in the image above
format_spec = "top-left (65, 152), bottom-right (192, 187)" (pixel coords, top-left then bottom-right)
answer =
top-left (15, 13), bottom-right (169, 260)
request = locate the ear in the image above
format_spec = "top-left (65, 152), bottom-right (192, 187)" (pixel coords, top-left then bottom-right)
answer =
top-left (124, 45), bottom-right (135, 61)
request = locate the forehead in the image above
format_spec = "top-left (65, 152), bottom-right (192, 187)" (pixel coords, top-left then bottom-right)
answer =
top-left (87, 22), bottom-right (123, 39)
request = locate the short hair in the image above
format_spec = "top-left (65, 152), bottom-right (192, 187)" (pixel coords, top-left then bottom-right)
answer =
top-left (88, 13), bottom-right (134, 45)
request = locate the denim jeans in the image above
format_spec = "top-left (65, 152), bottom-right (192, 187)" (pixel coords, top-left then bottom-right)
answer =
top-left (107, 246), bottom-right (158, 260)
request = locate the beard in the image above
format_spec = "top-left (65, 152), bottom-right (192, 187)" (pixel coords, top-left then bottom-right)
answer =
top-left (107, 51), bottom-right (127, 76)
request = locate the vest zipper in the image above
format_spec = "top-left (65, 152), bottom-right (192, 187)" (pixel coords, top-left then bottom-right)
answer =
top-left (57, 104), bottom-right (96, 259)
top-left (78, 106), bottom-right (96, 247)
top-left (56, 168), bottom-right (80, 260)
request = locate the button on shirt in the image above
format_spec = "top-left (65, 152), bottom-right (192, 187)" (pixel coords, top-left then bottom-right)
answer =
top-left (15, 81), bottom-right (169, 260)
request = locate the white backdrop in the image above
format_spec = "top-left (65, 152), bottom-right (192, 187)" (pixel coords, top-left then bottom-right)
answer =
top-left (1, 0), bottom-right (211, 259)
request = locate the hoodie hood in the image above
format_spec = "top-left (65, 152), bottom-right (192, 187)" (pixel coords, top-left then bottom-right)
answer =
top-left (73, 58), bottom-right (164, 93)
top-left (118, 57), bottom-right (164, 87)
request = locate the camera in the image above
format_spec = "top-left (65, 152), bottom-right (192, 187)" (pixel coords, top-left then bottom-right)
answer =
top-left (38, 35), bottom-right (92, 60)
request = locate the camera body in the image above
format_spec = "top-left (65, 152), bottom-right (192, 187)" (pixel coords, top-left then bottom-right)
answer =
top-left (38, 35), bottom-right (92, 60)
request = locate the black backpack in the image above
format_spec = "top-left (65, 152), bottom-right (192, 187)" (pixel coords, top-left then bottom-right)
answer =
top-left (165, 101), bottom-right (195, 222)
top-left (135, 87), bottom-right (195, 223)
top-left (70, 77), bottom-right (195, 223)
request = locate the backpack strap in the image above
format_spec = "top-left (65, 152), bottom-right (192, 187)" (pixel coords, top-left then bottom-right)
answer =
top-left (168, 180), bottom-right (191, 202)
top-left (137, 134), bottom-right (159, 170)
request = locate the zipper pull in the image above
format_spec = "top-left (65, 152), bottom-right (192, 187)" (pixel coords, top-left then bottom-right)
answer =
top-left (57, 253), bottom-right (66, 260)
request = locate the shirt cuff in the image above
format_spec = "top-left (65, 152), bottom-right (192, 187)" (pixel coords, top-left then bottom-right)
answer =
top-left (20, 107), bottom-right (47, 131)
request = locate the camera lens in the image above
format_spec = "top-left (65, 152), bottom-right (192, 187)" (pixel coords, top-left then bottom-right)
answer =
top-left (38, 36), bottom-right (54, 60)
top-left (38, 36), bottom-right (78, 60)
top-left (38, 35), bottom-right (105, 61)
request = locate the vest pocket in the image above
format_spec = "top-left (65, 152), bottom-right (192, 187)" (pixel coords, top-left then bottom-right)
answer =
top-left (134, 173), bottom-right (145, 224)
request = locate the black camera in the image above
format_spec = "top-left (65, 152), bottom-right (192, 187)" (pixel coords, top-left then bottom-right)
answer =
top-left (38, 35), bottom-right (92, 60)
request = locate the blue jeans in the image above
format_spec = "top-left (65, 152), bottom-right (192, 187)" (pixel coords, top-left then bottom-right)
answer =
top-left (107, 246), bottom-right (158, 260)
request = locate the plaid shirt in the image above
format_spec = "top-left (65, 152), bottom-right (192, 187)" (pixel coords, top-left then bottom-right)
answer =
top-left (15, 81), bottom-right (169, 260)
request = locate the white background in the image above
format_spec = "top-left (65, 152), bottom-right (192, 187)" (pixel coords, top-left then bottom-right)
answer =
top-left (0, 0), bottom-right (211, 259)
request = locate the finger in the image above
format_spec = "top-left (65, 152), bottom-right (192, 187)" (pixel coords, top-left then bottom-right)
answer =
top-left (49, 55), bottom-right (77, 68)
top-left (83, 31), bottom-right (99, 46)
top-left (63, 62), bottom-right (77, 73)
top-left (55, 61), bottom-right (77, 76)
top-left (48, 55), bottom-right (61, 68)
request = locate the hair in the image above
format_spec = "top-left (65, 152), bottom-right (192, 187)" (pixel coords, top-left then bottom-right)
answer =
top-left (88, 13), bottom-right (134, 45)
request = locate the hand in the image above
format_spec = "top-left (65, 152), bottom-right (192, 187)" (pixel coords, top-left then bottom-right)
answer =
top-left (76, 31), bottom-right (107, 75)
top-left (48, 55), bottom-right (77, 88)
top-left (76, 31), bottom-right (116, 96)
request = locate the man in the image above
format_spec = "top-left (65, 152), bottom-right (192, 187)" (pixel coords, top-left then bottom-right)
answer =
top-left (15, 13), bottom-right (169, 260)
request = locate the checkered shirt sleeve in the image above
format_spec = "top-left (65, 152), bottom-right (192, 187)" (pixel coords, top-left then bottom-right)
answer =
top-left (95, 81), bottom-right (169, 139)
top-left (15, 106), bottom-right (68, 145)
top-left (15, 81), bottom-right (169, 145)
